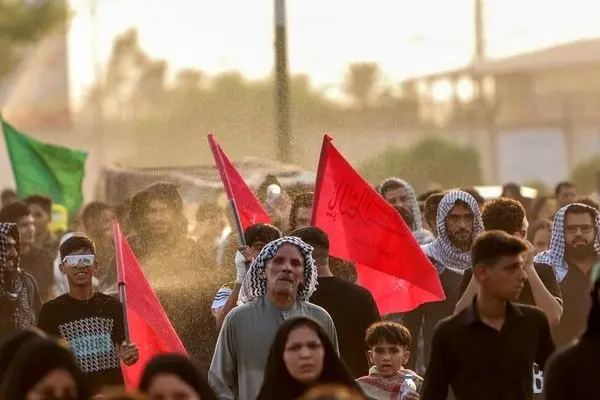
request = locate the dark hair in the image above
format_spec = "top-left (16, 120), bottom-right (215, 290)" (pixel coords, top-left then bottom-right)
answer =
top-left (576, 197), bottom-right (600, 211)
top-left (1, 189), bottom-right (17, 202)
top-left (257, 317), bottom-right (357, 400)
top-left (0, 337), bottom-right (91, 400)
top-left (24, 194), bottom-right (52, 216)
top-left (526, 219), bottom-right (552, 243)
top-left (244, 224), bottom-right (282, 247)
top-left (481, 198), bottom-right (526, 235)
top-left (379, 180), bottom-right (404, 197)
top-left (139, 353), bottom-right (217, 400)
top-left (0, 201), bottom-right (31, 223)
top-left (365, 321), bottom-right (411, 348)
top-left (417, 189), bottom-right (443, 203)
top-left (82, 201), bottom-right (113, 222)
top-left (460, 187), bottom-right (485, 207)
top-left (394, 205), bottom-right (414, 230)
top-left (81, 201), bottom-right (114, 232)
top-left (0, 329), bottom-right (45, 383)
top-left (289, 192), bottom-right (314, 231)
top-left (129, 182), bottom-right (184, 232)
top-left (291, 227), bottom-right (329, 255)
top-left (565, 203), bottom-right (598, 224)
top-left (59, 235), bottom-right (96, 260)
top-left (530, 196), bottom-right (552, 221)
top-left (424, 192), bottom-right (445, 232)
top-left (555, 181), bottom-right (575, 197)
top-left (471, 230), bottom-right (528, 267)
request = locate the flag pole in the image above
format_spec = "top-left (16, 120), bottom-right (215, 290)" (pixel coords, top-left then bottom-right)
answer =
top-left (113, 221), bottom-right (130, 342)
top-left (207, 134), bottom-right (247, 247)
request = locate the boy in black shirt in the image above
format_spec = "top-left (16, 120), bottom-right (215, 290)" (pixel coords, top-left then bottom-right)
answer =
top-left (422, 231), bottom-right (555, 400)
top-left (38, 234), bottom-right (139, 393)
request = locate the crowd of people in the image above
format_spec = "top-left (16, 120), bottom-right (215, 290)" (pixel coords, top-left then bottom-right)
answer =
top-left (0, 176), bottom-right (598, 400)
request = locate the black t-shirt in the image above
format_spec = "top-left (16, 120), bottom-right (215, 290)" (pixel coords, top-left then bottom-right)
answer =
top-left (458, 263), bottom-right (563, 306)
top-left (37, 292), bottom-right (125, 393)
top-left (309, 276), bottom-right (380, 378)
top-left (550, 262), bottom-right (593, 349)
top-left (403, 261), bottom-right (463, 371)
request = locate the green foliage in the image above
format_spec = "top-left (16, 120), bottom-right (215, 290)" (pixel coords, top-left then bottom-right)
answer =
top-left (343, 62), bottom-right (382, 108)
top-left (360, 137), bottom-right (483, 193)
top-left (0, 0), bottom-right (66, 80)
top-left (570, 155), bottom-right (600, 193)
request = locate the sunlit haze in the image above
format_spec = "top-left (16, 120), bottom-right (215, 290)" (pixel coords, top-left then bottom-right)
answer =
top-left (67, 0), bottom-right (600, 107)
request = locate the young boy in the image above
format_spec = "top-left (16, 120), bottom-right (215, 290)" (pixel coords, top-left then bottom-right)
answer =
top-left (37, 234), bottom-right (139, 394)
top-left (357, 321), bottom-right (422, 400)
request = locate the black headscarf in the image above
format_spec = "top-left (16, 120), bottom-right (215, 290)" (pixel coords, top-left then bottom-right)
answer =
top-left (256, 317), bottom-right (362, 400)
top-left (0, 337), bottom-right (91, 400)
top-left (583, 264), bottom-right (600, 338)
top-left (139, 353), bottom-right (217, 400)
top-left (0, 328), bottom-right (44, 383)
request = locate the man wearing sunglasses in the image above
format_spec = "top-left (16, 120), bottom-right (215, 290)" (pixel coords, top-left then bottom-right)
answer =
top-left (37, 235), bottom-right (139, 395)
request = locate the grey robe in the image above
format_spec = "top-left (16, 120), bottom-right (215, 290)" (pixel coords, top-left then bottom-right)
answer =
top-left (208, 296), bottom-right (338, 400)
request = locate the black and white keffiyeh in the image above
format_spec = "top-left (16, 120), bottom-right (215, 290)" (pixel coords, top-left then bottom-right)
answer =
top-left (421, 190), bottom-right (483, 273)
top-left (534, 203), bottom-right (600, 282)
top-left (238, 236), bottom-right (318, 305)
top-left (378, 177), bottom-right (434, 245)
top-left (0, 223), bottom-right (34, 329)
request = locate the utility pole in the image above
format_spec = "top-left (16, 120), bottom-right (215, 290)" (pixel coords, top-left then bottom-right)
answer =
top-left (90, 0), bottom-right (106, 166)
top-left (274, 0), bottom-right (291, 163)
top-left (473, 0), bottom-right (497, 183)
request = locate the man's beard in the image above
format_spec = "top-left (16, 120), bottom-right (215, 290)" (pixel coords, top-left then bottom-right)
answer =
top-left (564, 242), bottom-right (596, 260)
top-left (448, 230), bottom-right (472, 252)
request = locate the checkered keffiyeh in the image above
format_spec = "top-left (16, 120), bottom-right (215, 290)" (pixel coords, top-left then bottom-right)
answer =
top-left (238, 236), bottom-right (318, 305)
top-left (0, 223), bottom-right (34, 330)
top-left (421, 190), bottom-right (483, 273)
top-left (378, 178), bottom-right (434, 245)
top-left (534, 203), bottom-right (600, 282)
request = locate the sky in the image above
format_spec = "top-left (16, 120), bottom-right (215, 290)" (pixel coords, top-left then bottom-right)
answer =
top-left (66, 0), bottom-right (600, 107)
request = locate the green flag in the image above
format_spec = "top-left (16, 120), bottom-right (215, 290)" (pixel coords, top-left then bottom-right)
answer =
top-left (1, 117), bottom-right (87, 218)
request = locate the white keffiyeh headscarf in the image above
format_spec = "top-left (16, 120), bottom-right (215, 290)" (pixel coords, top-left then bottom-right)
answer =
top-left (378, 178), bottom-right (435, 245)
top-left (238, 236), bottom-right (319, 305)
top-left (534, 203), bottom-right (600, 282)
top-left (421, 190), bottom-right (483, 273)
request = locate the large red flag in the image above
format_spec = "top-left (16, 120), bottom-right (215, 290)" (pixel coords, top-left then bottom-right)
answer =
top-left (114, 221), bottom-right (187, 387)
top-left (311, 135), bottom-right (445, 313)
top-left (207, 134), bottom-right (271, 230)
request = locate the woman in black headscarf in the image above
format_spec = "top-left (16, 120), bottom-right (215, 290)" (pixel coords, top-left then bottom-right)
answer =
top-left (0, 337), bottom-right (91, 400)
top-left (0, 327), bottom-right (45, 383)
top-left (257, 317), bottom-right (364, 400)
top-left (139, 353), bottom-right (217, 400)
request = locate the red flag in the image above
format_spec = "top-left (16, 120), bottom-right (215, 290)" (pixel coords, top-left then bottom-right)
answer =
top-left (311, 135), bottom-right (445, 313)
top-left (207, 134), bottom-right (271, 230)
top-left (113, 221), bottom-right (187, 387)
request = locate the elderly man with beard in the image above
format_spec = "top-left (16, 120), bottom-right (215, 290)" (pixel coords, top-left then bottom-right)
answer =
top-left (534, 202), bottom-right (600, 349)
top-left (0, 223), bottom-right (41, 337)
top-left (403, 190), bottom-right (483, 371)
top-left (208, 236), bottom-right (337, 400)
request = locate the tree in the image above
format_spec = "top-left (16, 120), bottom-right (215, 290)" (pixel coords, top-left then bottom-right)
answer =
top-left (360, 137), bottom-right (483, 193)
top-left (0, 0), bottom-right (66, 82)
top-left (570, 156), bottom-right (600, 194)
top-left (343, 62), bottom-right (382, 108)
